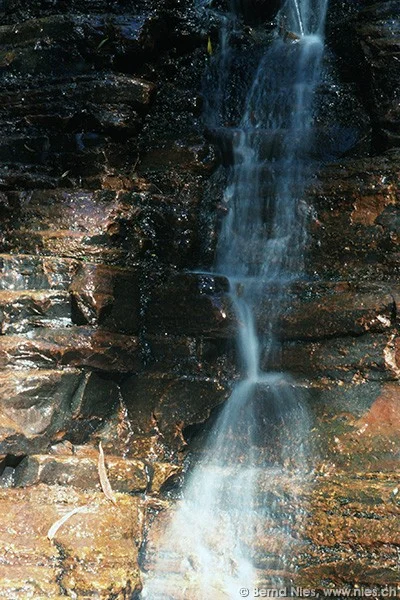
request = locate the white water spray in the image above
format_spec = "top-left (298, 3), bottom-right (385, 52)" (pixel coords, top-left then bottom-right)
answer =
top-left (141, 0), bottom-right (328, 597)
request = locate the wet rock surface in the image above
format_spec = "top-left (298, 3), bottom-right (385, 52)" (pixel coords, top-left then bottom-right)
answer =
top-left (142, 471), bottom-right (400, 595)
top-left (306, 151), bottom-right (400, 281)
top-left (0, 0), bottom-right (399, 597)
top-left (0, 369), bottom-right (120, 454)
top-left (352, 1), bottom-right (400, 150)
top-left (0, 485), bottom-right (144, 598)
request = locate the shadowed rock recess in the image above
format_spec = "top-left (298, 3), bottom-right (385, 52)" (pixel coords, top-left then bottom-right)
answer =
top-left (0, 0), bottom-right (399, 597)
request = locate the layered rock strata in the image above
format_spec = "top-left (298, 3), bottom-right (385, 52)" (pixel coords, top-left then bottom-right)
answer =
top-left (0, 0), bottom-right (399, 597)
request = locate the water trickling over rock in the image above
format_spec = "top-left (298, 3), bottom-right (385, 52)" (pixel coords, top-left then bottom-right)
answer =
top-left (142, 0), bottom-right (329, 597)
top-left (0, 0), bottom-right (399, 596)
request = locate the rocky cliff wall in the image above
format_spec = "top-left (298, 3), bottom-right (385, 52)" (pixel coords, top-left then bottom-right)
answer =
top-left (0, 0), bottom-right (399, 597)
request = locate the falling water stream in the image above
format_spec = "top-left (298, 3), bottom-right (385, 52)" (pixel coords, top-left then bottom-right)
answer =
top-left (142, 0), bottom-right (328, 597)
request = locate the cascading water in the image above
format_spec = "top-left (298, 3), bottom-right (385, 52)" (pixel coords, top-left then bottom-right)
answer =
top-left (141, 0), bottom-right (328, 597)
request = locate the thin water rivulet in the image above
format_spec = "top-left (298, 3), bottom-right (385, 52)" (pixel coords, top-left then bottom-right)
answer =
top-left (142, 0), bottom-right (328, 596)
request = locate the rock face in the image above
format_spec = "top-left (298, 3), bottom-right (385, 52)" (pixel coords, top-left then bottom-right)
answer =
top-left (0, 0), bottom-right (399, 597)
top-left (0, 0), bottom-right (229, 457)
top-left (0, 1), bottom-right (229, 596)
top-left (0, 485), bottom-right (144, 598)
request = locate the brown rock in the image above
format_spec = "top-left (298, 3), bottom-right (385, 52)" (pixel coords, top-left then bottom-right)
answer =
top-left (10, 326), bottom-right (138, 370)
top-left (355, 1), bottom-right (400, 149)
top-left (356, 383), bottom-right (400, 436)
top-left (144, 272), bottom-right (235, 338)
top-left (306, 380), bottom-right (400, 471)
top-left (351, 193), bottom-right (397, 227)
top-left (70, 262), bottom-right (139, 333)
top-left (7, 229), bottom-right (127, 264)
top-left (150, 462), bottom-right (182, 494)
top-left (269, 281), bottom-right (396, 341)
top-left (0, 369), bottom-right (119, 454)
top-left (139, 140), bottom-right (217, 176)
top-left (0, 485), bottom-right (143, 598)
top-left (87, 399), bottom-right (172, 464)
top-left (0, 13), bottom-right (163, 75)
top-left (141, 471), bottom-right (400, 591)
top-left (120, 373), bottom-right (230, 450)
top-left (127, 435), bottom-right (171, 463)
top-left (306, 151), bottom-right (400, 280)
top-left (0, 327), bottom-right (141, 372)
top-left (2, 189), bottom-right (132, 263)
top-left (270, 333), bottom-right (396, 383)
top-left (2, 187), bottom-right (208, 268)
top-left (0, 190), bottom-right (129, 263)
top-left (302, 473), bottom-right (400, 584)
top-left (0, 289), bottom-right (71, 333)
top-left (145, 334), bottom-right (234, 379)
top-left (4, 189), bottom-right (122, 233)
top-left (0, 254), bottom-right (79, 291)
top-left (13, 453), bottom-right (148, 493)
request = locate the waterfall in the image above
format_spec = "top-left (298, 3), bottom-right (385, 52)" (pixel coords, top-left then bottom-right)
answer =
top-left (141, 0), bottom-right (328, 597)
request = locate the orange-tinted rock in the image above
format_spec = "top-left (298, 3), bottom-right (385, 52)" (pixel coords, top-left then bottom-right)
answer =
top-left (127, 435), bottom-right (171, 463)
top-left (0, 485), bottom-right (143, 599)
top-left (351, 193), bottom-right (397, 227)
top-left (141, 472), bottom-right (400, 592)
top-left (302, 473), bottom-right (400, 586)
top-left (7, 228), bottom-right (127, 264)
top-left (306, 380), bottom-right (400, 472)
top-left (13, 453), bottom-right (148, 493)
top-left (2, 189), bottom-right (133, 264)
top-left (2, 187), bottom-right (210, 268)
top-left (150, 462), bottom-right (182, 494)
top-left (356, 383), bottom-right (400, 436)
top-left (0, 0), bottom-right (398, 595)
top-left (0, 0), bottom-right (232, 596)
